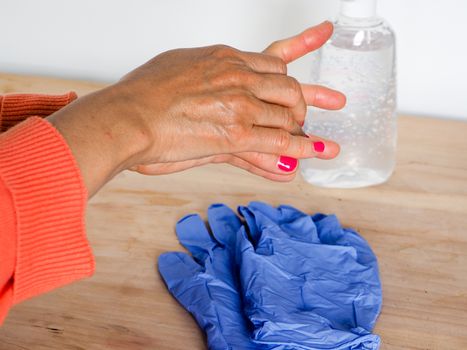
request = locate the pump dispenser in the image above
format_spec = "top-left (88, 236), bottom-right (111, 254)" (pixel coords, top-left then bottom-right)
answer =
top-left (301, 0), bottom-right (397, 188)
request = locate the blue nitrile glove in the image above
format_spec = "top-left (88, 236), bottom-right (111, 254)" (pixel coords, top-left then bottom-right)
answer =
top-left (158, 203), bottom-right (382, 350)
top-left (158, 204), bottom-right (267, 350)
top-left (236, 202), bottom-right (382, 349)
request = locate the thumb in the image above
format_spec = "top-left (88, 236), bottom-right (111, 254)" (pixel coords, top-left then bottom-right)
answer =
top-left (158, 252), bottom-right (204, 295)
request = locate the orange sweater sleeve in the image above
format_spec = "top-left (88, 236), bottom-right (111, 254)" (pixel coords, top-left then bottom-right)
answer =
top-left (0, 92), bottom-right (77, 132)
top-left (0, 93), bottom-right (95, 325)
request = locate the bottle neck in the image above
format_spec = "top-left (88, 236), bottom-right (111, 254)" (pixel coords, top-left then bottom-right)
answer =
top-left (340, 0), bottom-right (377, 17)
top-left (336, 13), bottom-right (383, 28)
top-left (337, 0), bottom-right (381, 27)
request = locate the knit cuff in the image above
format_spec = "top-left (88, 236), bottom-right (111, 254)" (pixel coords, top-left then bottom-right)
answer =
top-left (0, 92), bottom-right (77, 132)
top-left (0, 177), bottom-right (16, 324)
top-left (0, 117), bottom-right (94, 304)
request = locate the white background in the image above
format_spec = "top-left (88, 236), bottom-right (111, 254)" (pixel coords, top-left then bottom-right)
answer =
top-left (1, 0), bottom-right (466, 119)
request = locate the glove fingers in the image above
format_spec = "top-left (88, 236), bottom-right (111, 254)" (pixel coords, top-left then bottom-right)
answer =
top-left (343, 229), bottom-right (379, 264)
top-left (236, 206), bottom-right (260, 246)
top-left (248, 201), bottom-right (281, 219)
top-left (176, 214), bottom-right (218, 263)
top-left (207, 204), bottom-right (242, 248)
top-left (312, 214), bottom-right (343, 244)
top-left (249, 202), bottom-right (321, 243)
top-left (158, 252), bottom-right (204, 293)
top-left (249, 201), bottom-right (305, 224)
top-left (159, 253), bottom-right (257, 350)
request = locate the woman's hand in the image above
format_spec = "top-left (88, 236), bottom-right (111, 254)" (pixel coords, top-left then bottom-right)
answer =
top-left (48, 21), bottom-right (345, 197)
top-left (131, 21), bottom-right (345, 180)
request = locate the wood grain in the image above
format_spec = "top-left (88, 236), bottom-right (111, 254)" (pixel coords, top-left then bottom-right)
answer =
top-left (0, 72), bottom-right (466, 349)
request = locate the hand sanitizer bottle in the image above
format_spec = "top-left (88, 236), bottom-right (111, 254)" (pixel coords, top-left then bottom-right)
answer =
top-left (301, 0), bottom-right (397, 188)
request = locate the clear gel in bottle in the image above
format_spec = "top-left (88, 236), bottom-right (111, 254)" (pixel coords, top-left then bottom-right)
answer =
top-left (301, 0), bottom-right (397, 188)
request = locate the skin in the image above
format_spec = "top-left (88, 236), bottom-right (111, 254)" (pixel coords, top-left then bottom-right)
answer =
top-left (48, 21), bottom-right (346, 198)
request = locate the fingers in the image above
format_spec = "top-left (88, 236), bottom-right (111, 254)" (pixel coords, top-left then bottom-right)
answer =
top-left (210, 45), bottom-right (288, 75)
top-left (301, 84), bottom-right (347, 110)
top-left (252, 102), bottom-right (300, 133)
top-left (158, 252), bottom-right (204, 293)
top-left (217, 67), bottom-right (306, 127)
top-left (243, 78), bottom-right (345, 130)
top-left (263, 21), bottom-right (334, 64)
top-left (251, 74), bottom-right (301, 107)
top-left (244, 126), bottom-right (340, 160)
top-left (304, 134), bottom-right (341, 160)
top-left (222, 156), bottom-right (297, 183)
top-left (250, 74), bottom-right (307, 127)
top-left (132, 140), bottom-right (338, 183)
top-left (176, 214), bottom-right (216, 262)
top-left (236, 152), bottom-right (300, 174)
top-left (212, 48), bottom-right (344, 128)
top-left (234, 142), bottom-right (337, 176)
top-left (131, 154), bottom-right (297, 182)
top-left (207, 204), bottom-right (242, 248)
top-left (131, 156), bottom-right (216, 175)
top-left (236, 50), bottom-right (288, 74)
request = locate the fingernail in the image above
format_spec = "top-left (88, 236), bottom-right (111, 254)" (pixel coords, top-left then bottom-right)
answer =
top-left (299, 120), bottom-right (305, 127)
top-left (277, 156), bottom-right (298, 172)
top-left (313, 141), bottom-right (325, 153)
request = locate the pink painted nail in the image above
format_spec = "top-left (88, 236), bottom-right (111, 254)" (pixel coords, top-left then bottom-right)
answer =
top-left (277, 156), bottom-right (298, 172)
top-left (313, 141), bottom-right (325, 153)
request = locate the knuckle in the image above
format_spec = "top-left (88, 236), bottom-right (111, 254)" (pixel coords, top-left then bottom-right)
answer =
top-left (285, 77), bottom-right (302, 105)
top-left (211, 44), bottom-right (238, 59)
top-left (274, 130), bottom-right (292, 152)
top-left (285, 114), bottom-right (296, 131)
top-left (272, 56), bottom-right (287, 74)
top-left (215, 68), bottom-right (240, 86)
top-left (225, 69), bottom-right (256, 87)
top-left (241, 69), bottom-right (261, 87)
top-left (227, 123), bottom-right (251, 149)
top-left (284, 111), bottom-right (296, 131)
top-left (269, 40), bottom-right (282, 52)
top-left (247, 152), bottom-right (266, 165)
top-left (219, 93), bottom-right (238, 112)
top-left (223, 93), bottom-right (253, 116)
top-left (213, 67), bottom-right (257, 88)
top-left (291, 100), bottom-right (307, 125)
top-left (296, 139), bottom-right (308, 157)
top-left (220, 94), bottom-right (254, 135)
top-left (274, 106), bottom-right (295, 131)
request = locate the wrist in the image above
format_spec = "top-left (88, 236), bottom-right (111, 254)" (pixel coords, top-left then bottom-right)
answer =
top-left (103, 83), bottom-right (154, 167)
top-left (47, 86), bottom-right (150, 196)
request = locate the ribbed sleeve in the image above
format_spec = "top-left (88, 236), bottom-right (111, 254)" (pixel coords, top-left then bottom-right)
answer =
top-left (0, 176), bottom-right (16, 324)
top-left (0, 92), bottom-right (77, 132)
top-left (0, 117), bottom-right (94, 305)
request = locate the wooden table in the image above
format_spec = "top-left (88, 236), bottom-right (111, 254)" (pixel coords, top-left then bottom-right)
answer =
top-left (1, 72), bottom-right (466, 350)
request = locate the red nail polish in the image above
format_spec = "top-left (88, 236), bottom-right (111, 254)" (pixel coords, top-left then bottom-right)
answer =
top-left (313, 141), bottom-right (325, 153)
top-left (277, 156), bottom-right (298, 172)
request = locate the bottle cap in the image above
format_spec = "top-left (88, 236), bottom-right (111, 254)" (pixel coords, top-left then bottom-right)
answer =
top-left (340, 0), bottom-right (377, 18)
